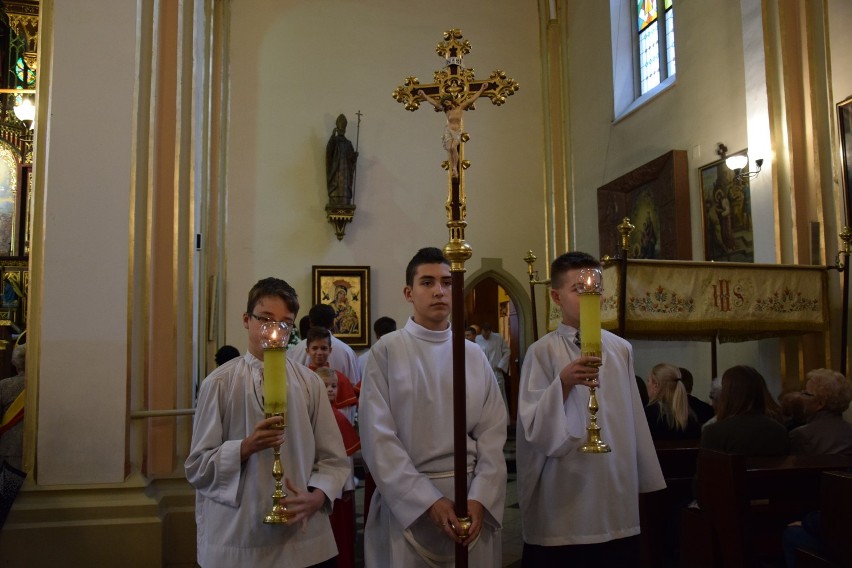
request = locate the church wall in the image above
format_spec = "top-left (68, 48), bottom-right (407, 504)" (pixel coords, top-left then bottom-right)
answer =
top-left (224, 1), bottom-right (547, 351)
top-left (563, 0), bottom-right (777, 395)
top-left (34, 0), bottom-right (137, 484)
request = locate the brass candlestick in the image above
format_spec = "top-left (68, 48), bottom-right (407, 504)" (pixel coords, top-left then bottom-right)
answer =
top-left (263, 417), bottom-right (292, 524)
top-left (260, 321), bottom-right (293, 524)
top-left (577, 267), bottom-right (611, 454)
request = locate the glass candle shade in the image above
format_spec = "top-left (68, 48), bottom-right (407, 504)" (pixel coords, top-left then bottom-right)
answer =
top-left (260, 321), bottom-right (291, 417)
top-left (577, 267), bottom-right (603, 359)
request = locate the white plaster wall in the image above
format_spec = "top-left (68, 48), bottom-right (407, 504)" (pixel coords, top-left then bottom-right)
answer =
top-left (830, 0), bottom-right (852, 105)
top-left (225, 1), bottom-right (546, 350)
top-left (564, 0), bottom-right (772, 397)
top-left (36, 0), bottom-right (136, 483)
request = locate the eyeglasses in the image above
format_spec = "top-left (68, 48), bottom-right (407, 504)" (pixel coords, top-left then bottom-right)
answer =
top-left (250, 313), bottom-right (294, 328)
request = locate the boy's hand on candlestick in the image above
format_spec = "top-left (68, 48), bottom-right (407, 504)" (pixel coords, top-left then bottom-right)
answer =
top-left (428, 496), bottom-right (462, 543)
top-left (281, 479), bottom-right (326, 528)
top-left (558, 356), bottom-right (601, 400)
top-left (239, 416), bottom-right (286, 462)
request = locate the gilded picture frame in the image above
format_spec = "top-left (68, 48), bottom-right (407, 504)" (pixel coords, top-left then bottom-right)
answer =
top-left (698, 150), bottom-right (754, 262)
top-left (311, 265), bottom-right (370, 348)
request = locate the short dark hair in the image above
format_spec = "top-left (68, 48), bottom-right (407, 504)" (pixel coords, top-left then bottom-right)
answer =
top-left (309, 303), bottom-right (336, 328)
top-left (679, 367), bottom-right (694, 394)
top-left (465, 326), bottom-right (477, 335)
top-left (246, 277), bottom-right (299, 317)
top-left (214, 345), bottom-right (240, 365)
top-left (298, 315), bottom-right (311, 340)
top-left (550, 252), bottom-right (601, 289)
top-left (482, 322), bottom-right (493, 332)
top-left (306, 326), bottom-right (332, 346)
top-left (373, 316), bottom-right (397, 338)
top-left (406, 247), bottom-right (450, 286)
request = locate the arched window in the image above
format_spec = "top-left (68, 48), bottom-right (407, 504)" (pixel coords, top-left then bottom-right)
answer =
top-left (610, 0), bottom-right (677, 118)
top-left (637, 0), bottom-right (675, 94)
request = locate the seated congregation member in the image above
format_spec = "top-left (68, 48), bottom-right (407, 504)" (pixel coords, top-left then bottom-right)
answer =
top-left (359, 247), bottom-right (507, 566)
top-left (778, 390), bottom-right (807, 431)
top-left (680, 366), bottom-right (715, 424)
top-left (700, 365), bottom-right (789, 456)
top-left (790, 368), bottom-right (852, 456)
top-left (644, 363), bottom-right (702, 441)
top-left (517, 251), bottom-right (664, 567)
top-left (185, 277), bottom-right (349, 568)
top-left (305, 326), bottom-right (358, 424)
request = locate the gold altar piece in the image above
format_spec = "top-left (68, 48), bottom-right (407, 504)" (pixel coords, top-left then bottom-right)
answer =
top-left (577, 267), bottom-right (610, 454)
top-left (260, 321), bottom-right (293, 524)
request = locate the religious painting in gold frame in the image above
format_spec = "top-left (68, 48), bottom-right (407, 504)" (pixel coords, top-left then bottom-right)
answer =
top-left (596, 150), bottom-right (692, 260)
top-left (698, 150), bottom-right (754, 263)
top-left (312, 265), bottom-right (370, 348)
top-left (838, 96), bottom-right (852, 223)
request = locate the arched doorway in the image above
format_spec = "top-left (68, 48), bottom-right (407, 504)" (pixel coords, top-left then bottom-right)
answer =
top-left (464, 267), bottom-right (531, 425)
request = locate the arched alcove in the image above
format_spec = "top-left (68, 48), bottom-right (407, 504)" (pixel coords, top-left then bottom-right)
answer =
top-left (464, 260), bottom-right (532, 423)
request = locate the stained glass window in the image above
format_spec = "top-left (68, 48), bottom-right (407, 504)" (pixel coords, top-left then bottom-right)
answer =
top-left (15, 57), bottom-right (35, 86)
top-left (637, 0), bottom-right (675, 95)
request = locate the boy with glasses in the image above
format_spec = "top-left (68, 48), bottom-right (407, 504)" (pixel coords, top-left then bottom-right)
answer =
top-left (186, 277), bottom-right (349, 568)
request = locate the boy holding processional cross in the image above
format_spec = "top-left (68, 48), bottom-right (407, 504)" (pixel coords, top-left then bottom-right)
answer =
top-left (359, 247), bottom-right (508, 566)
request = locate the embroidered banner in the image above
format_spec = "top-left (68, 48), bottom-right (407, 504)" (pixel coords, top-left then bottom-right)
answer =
top-left (600, 260), bottom-right (828, 342)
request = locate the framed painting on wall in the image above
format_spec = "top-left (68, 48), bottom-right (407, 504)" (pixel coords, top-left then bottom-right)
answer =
top-left (597, 150), bottom-right (692, 260)
top-left (838, 96), bottom-right (852, 223)
top-left (311, 265), bottom-right (370, 348)
top-left (698, 150), bottom-right (754, 262)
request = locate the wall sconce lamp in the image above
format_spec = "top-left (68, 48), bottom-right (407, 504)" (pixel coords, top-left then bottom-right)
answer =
top-left (13, 96), bottom-right (35, 131)
top-left (716, 142), bottom-right (762, 181)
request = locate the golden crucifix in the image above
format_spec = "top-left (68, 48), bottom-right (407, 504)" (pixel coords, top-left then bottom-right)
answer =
top-left (392, 29), bottom-right (518, 568)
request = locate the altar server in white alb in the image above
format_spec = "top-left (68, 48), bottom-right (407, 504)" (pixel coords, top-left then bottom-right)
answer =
top-left (186, 277), bottom-right (350, 568)
top-left (516, 252), bottom-right (665, 567)
top-left (360, 247), bottom-right (508, 567)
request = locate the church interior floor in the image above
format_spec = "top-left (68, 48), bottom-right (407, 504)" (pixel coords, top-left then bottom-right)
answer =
top-left (353, 427), bottom-right (522, 567)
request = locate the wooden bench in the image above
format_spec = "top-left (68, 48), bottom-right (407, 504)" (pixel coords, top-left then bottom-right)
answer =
top-left (680, 450), bottom-right (852, 568)
top-left (639, 441), bottom-right (700, 568)
top-left (793, 470), bottom-right (852, 568)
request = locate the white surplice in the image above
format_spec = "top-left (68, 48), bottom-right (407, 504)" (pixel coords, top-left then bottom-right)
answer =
top-left (185, 353), bottom-right (350, 568)
top-left (516, 324), bottom-right (665, 546)
top-left (359, 317), bottom-right (508, 567)
top-left (475, 333), bottom-right (510, 375)
top-left (290, 334), bottom-right (362, 384)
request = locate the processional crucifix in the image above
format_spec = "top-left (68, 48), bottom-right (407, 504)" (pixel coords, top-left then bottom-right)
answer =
top-left (392, 28), bottom-right (518, 567)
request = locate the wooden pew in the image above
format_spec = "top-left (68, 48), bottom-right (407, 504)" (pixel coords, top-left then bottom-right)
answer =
top-left (793, 470), bottom-right (852, 568)
top-left (639, 440), bottom-right (700, 568)
top-left (681, 450), bottom-right (852, 568)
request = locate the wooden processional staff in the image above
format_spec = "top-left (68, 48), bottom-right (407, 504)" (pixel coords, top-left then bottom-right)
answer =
top-left (392, 29), bottom-right (518, 567)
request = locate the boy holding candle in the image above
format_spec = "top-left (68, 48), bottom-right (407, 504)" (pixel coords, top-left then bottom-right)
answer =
top-left (185, 277), bottom-right (349, 568)
top-left (359, 247), bottom-right (508, 567)
top-left (516, 252), bottom-right (664, 566)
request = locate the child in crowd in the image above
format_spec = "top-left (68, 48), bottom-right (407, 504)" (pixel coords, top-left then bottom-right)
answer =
top-left (315, 367), bottom-right (360, 568)
top-left (306, 326), bottom-right (358, 424)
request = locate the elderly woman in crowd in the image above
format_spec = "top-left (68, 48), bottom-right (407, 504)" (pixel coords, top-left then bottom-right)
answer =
top-left (644, 363), bottom-right (702, 440)
top-left (701, 365), bottom-right (789, 456)
top-left (790, 368), bottom-right (852, 456)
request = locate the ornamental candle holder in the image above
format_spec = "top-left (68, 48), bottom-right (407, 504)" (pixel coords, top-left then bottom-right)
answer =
top-left (577, 267), bottom-right (611, 454)
top-left (260, 320), bottom-right (294, 524)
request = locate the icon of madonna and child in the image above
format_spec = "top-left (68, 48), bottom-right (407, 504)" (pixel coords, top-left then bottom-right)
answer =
top-left (326, 279), bottom-right (360, 335)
